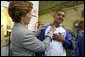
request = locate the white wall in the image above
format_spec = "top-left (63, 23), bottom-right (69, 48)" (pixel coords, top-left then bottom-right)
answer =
top-left (28, 1), bottom-right (39, 31)
top-left (1, 1), bottom-right (9, 7)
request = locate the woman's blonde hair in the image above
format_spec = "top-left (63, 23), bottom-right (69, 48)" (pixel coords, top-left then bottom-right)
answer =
top-left (8, 1), bottom-right (33, 23)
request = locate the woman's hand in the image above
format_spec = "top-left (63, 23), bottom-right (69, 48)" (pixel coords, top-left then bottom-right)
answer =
top-left (50, 25), bottom-right (56, 33)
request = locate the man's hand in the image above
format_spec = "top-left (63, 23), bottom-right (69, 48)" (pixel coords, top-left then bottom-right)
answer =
top-left (53, 33), bottom-right (66, 43)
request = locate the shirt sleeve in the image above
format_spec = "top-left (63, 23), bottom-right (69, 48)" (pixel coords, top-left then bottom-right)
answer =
top-left (22, 30), bottom-right (52, 52)
top-left (63, 30), bottom-right (73, 49)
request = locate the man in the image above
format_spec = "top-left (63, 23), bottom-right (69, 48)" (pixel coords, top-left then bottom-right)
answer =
top-left (37, 9), bottom-right (72, 56)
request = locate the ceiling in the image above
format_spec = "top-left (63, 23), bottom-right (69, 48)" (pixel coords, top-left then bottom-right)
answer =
top-left (3, 1), bottom-right (84, 16)
top-left (39, 1), bottom-right (84, 15)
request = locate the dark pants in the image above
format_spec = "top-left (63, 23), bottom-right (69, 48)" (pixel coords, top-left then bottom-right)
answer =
top-left (66, 49), bottom-right (72, 56)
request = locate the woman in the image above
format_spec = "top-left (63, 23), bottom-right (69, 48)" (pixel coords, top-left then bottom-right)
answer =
top-left (8, 1), bottom-right (56, 56)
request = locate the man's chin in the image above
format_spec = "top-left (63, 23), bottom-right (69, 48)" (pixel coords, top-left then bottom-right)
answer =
top-left (59, 20), bottom-right (63, 23)
top-left (55, 21), bottom-right (63, 24)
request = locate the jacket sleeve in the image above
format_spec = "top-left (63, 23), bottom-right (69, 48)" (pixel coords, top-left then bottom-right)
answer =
top-left (22, 30), bottom-right (53, 52)
top-left (63, 30), bottom-right (73, 49)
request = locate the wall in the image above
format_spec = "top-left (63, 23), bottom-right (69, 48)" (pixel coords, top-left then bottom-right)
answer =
top-left (63, 4), bottom-right (84, 30)
top-left (39, 12), bottom-right (53, 25)
top-left (39, 4), bottom-right (84, 30)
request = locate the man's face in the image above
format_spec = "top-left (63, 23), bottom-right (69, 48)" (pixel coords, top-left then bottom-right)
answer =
top-left (53, 11), bottom-right (65, 24)
top-left (79, 22), bottom-right (84, 30)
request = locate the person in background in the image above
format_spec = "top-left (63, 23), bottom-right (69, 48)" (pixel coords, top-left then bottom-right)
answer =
top-left (8, 1), bottom-right (57, 56)
top-left (73, 20), bottom-right (84, 56)
top-left (34, 21), bottom-right (45, 37)
top-left (35, 21), bottom-right (44, 30)
top-left (70, 20), bottom-right (83, 45)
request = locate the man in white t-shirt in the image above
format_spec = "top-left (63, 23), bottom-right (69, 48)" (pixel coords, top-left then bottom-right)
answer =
top-left (45, 9), bottom-right (67, 56)
top-left (36, 9), bottom-right (72, 56)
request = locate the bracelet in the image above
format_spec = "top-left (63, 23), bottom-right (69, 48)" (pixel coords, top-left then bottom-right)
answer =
top-left (46, 35), bottom-right (52, 41)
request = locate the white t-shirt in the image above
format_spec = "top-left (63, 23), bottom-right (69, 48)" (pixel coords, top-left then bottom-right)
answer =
top-left (45, 26), bottom-right (66, 56)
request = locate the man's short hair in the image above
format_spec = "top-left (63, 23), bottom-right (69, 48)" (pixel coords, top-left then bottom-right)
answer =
top-left (55, 9), bottom-right (64, 13)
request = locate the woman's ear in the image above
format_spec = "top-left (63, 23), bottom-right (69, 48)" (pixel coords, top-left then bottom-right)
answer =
top-left (21, 16), bottom-right (25, 22)
top-left (21, 17), bottom-right (23, 21)
top-left (21, 15), bottom-right (25, 20)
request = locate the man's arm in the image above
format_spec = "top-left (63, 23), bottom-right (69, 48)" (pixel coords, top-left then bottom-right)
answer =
top-left (63, 30), bottom-right (73, 49)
